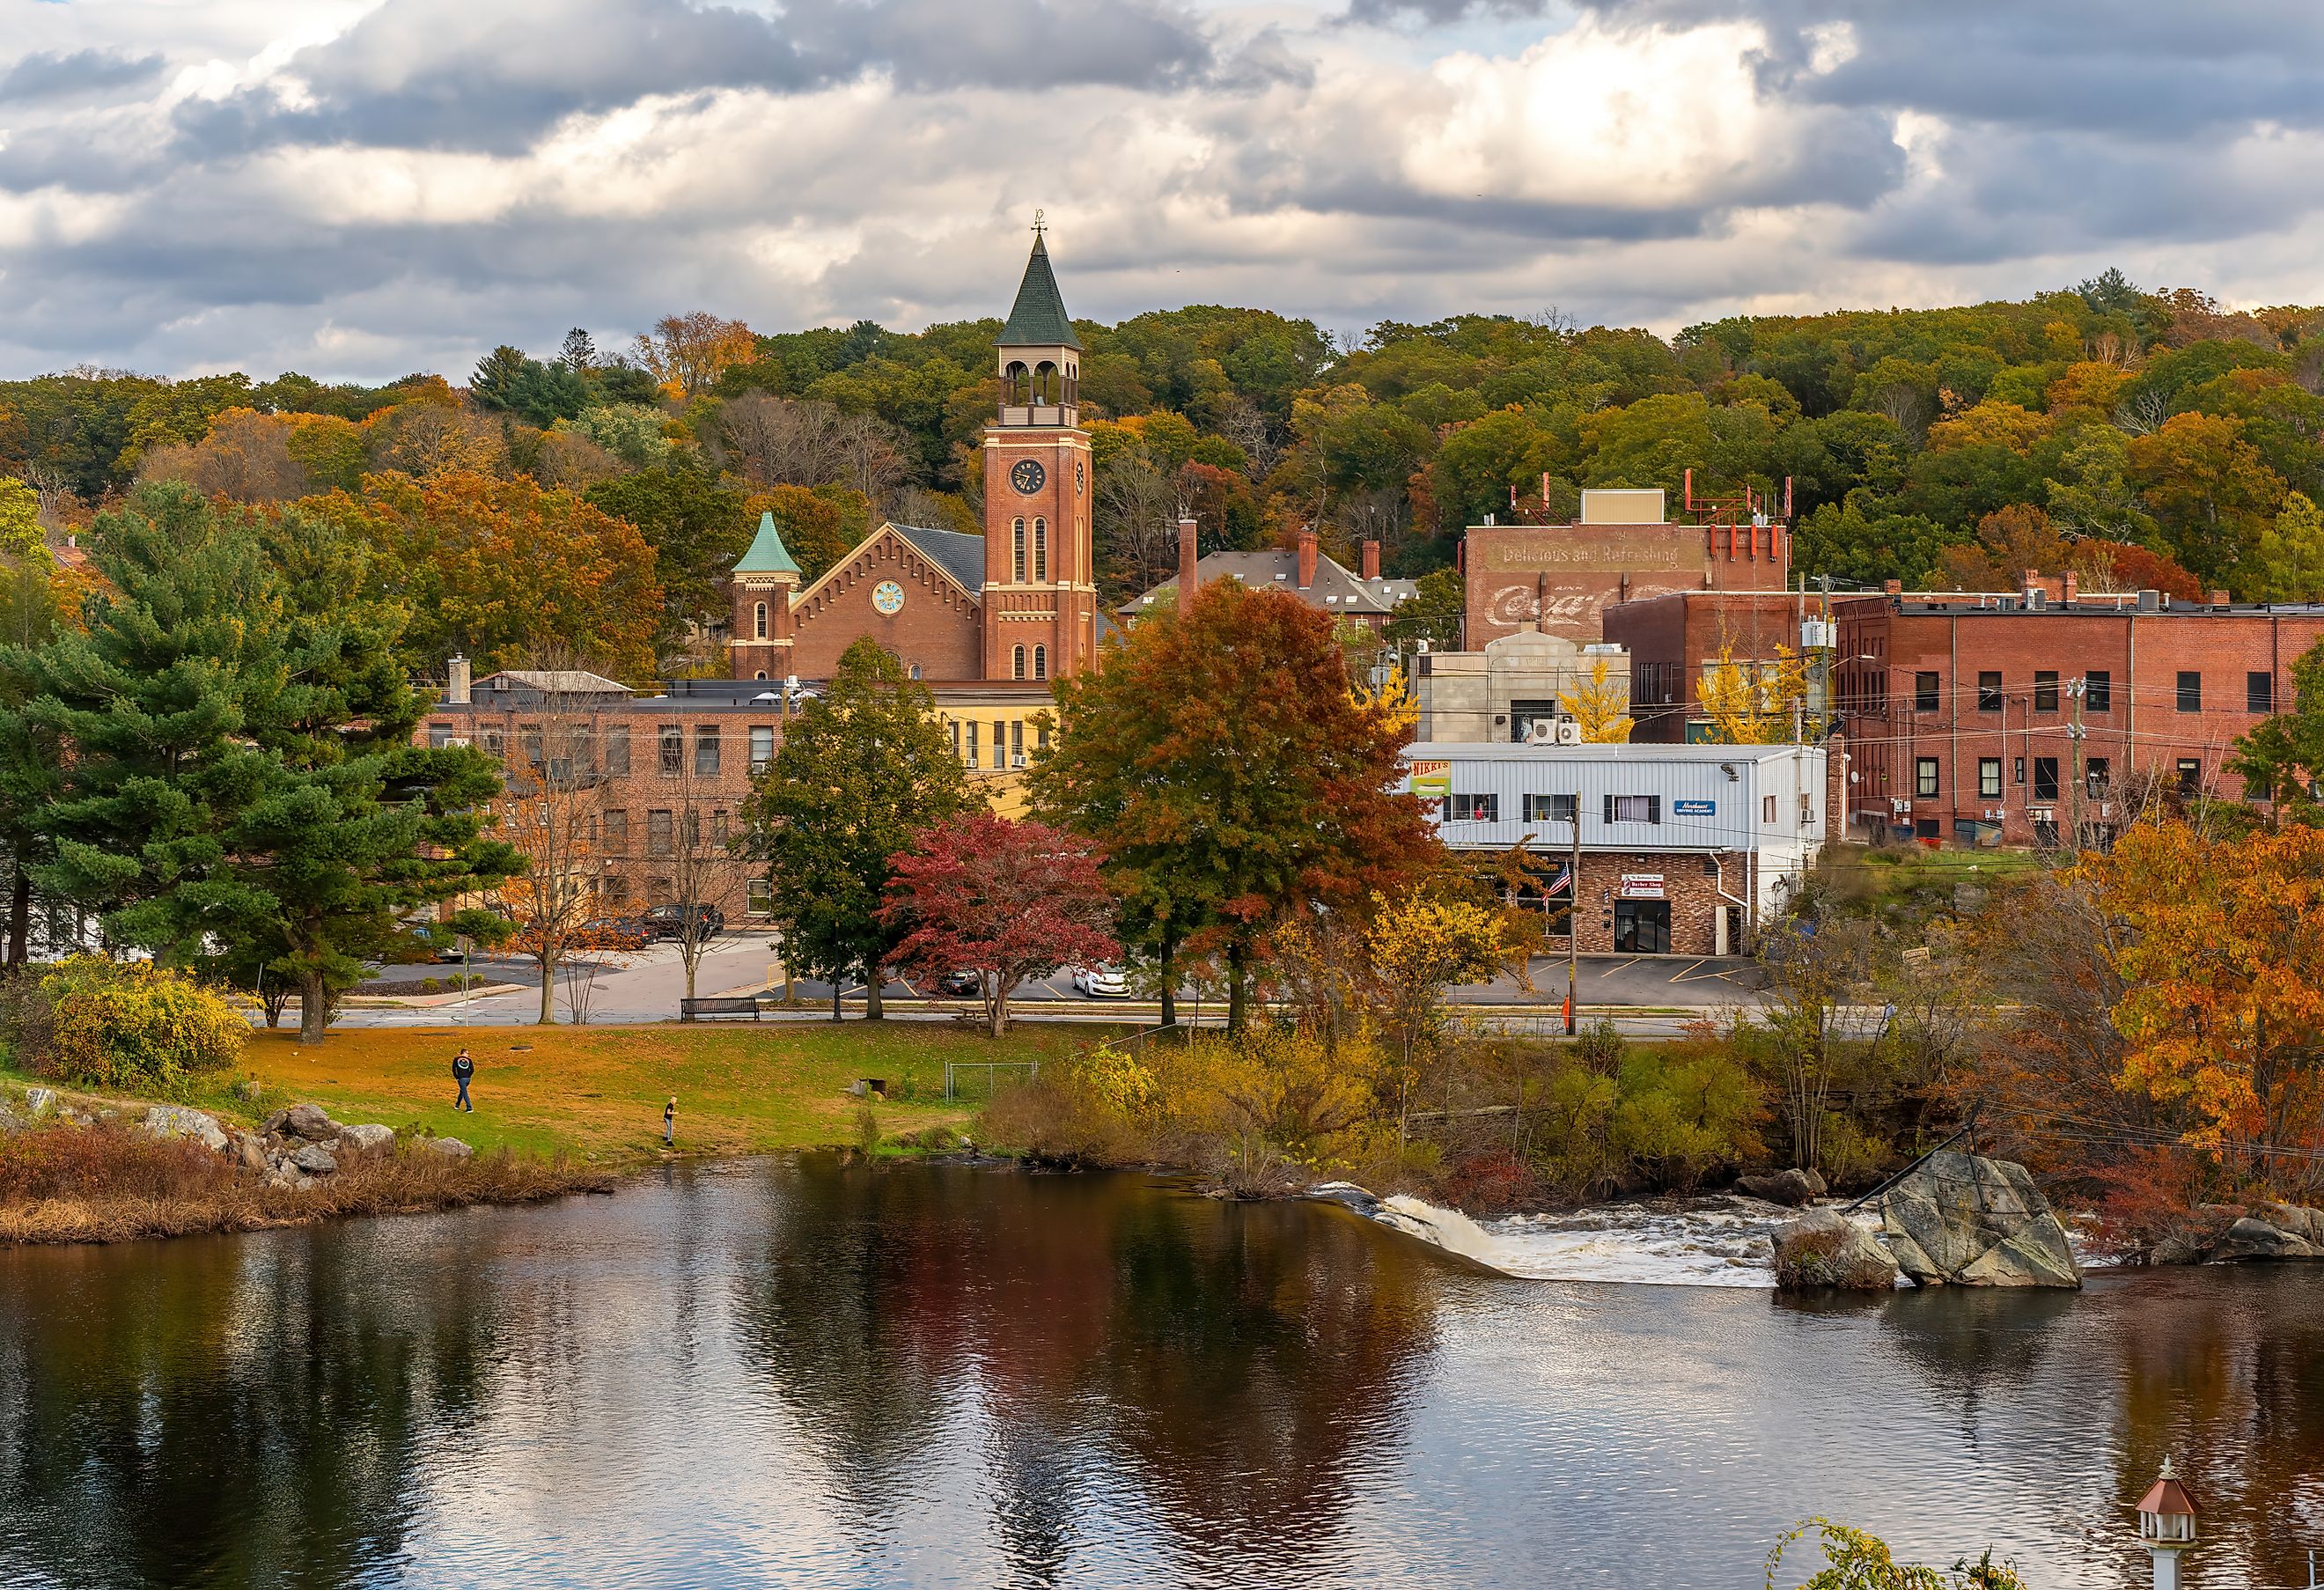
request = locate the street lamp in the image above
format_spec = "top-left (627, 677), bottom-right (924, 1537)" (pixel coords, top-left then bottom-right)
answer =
top-left (2136, 1456), bottom-right (2198, 1590)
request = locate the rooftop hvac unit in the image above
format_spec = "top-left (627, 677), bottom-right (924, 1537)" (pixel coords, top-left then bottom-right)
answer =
top-left (1555, 720), bottom-right (1583, 746)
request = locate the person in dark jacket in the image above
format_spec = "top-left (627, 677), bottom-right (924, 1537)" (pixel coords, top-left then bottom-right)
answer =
top-left (663, 1095), bottom-right (676, 1147)
top-left (452, 1049), bottom-right (475, 1112)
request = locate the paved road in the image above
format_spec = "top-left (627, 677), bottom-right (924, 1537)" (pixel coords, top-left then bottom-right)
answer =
top-left (319, 937), bottom-right (1778, 1035)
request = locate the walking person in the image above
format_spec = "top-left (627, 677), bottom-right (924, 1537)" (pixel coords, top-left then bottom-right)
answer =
top-left (663, 1095), bottom-right (676, 1147)
top-left (452, 1048), bottom-right (475, 1113)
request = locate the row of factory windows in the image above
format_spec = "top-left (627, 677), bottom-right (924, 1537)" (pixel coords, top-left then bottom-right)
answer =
top-left (1861, 668), bottom-right (2277, 717)
top-left (1908, 755), bottom-right (2180, 801)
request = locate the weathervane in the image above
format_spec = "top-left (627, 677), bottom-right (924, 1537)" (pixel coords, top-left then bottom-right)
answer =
top-left (1033, 208), bottom-right (1046, 237)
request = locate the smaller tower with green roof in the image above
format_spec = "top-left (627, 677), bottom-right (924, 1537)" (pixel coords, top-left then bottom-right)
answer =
top-left (731, 510), bottom-right (799, 681)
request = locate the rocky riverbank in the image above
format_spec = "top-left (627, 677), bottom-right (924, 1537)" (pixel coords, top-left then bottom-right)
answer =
top-left (0, 1084), bottom-right (614, 1246)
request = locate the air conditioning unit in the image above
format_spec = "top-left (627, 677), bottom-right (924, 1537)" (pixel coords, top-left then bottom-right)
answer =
top-left (1555, 720), bottom-right (1583, 746)
top-left (1011, 754), bottom-right (1028, 769)
top-left (444, 736), bottom-right (470, 748)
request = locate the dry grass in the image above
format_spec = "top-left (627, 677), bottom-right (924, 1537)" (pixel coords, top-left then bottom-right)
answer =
top-left (0, 1120), bottom-right (611, 1246)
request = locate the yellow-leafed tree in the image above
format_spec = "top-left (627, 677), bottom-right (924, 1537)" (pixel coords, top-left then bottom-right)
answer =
top-left (1559, 658), bottom-right (1633, 742)
top-left (1699, 643), bottom-right (1808, 744)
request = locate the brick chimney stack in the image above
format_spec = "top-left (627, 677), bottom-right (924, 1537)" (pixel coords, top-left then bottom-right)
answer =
top-left (1176, 518), bottom-right (1198, 617)
top-left (1296, 528), bottom-right (1318, 590)
top-left (2062, 570), bottom-right (2078, 603)
top-left (1361, 540), bottom-right (1380, 580)
top-left (447, 655), bottom-right (471, 705)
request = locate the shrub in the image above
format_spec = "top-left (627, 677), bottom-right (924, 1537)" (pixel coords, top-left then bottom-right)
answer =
top-left (35, 958), bottom-right (246, 1091)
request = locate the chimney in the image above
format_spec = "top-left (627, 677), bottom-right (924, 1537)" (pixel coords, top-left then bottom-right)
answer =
top-left (1361, 539), bottom-right (1380, 581)
top-left (2062, 570), bottom-right (2078, 603)
top-left (1296, 528), bottom-right (1318, 590)
top-left (2209, 589), bottom-right (2229, 607)
top-left (1883, 578), bottom-right (1902, 598)
top-left (2022, 568), bottom-right (2041, 600)
top-left (447, 654), bottom-right (471, 706)
top-left (1176, 518), bottom-right (1198, 618)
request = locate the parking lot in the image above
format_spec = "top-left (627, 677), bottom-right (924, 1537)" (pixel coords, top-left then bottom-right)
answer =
top-left (325, 933), bottom-right (1769, 1031)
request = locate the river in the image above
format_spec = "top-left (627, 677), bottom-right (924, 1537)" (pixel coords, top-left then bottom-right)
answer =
top-left (0, 1159), bottom-right (2317, 1588)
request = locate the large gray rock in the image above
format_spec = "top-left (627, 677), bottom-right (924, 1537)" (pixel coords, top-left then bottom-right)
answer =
top-left (421, 1137), bottom-right (474, 1160)
top-left (230, 1130), bottom-right (270, 1174)
top-left (338, 1123), bottom-right (395, 1155)
top-left (142, 1105), bottom-right (230, 1154)
top-left (2214, 1216), bottom-right (2319, 1262)
top-left (23, 1086), bottom-right (55, 1117)
top-left (1879, 1151), bottom-right (2082, 1288)
top-left (282, 1102), bottom-right (339, 1141)
top-left (290, 1143), bottom-right (339, 1176)
top-left (1774, 1208), bottom-right (1899, 1290)
top-left (2249, 1203), bottom-right (2320, 1244)
top-left (1739, 1167), bottom-right (1827, 1207)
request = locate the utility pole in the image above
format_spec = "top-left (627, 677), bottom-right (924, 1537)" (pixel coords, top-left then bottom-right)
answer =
top-left (1566, 795), bottom-right (1582, 1035)
top-left (2067, 675), bottom-right (2087, 855)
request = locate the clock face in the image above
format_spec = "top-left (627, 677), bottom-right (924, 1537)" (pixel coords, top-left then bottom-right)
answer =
top-left (871, 580), bottom-right (905, 615)
top-left (1011, 459), bottom-right (1046, 496)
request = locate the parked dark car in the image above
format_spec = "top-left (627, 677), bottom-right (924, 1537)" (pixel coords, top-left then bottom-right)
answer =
top-left (579, 914), bottom-right (651, 945)
top-left (938, 968), bottom-right (983, 997)
top-left (642, 903), bottom-right (725, 942)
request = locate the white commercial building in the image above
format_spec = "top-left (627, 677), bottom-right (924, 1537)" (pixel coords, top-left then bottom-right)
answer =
top-left (1404, 740), bottom-right (1829, 955)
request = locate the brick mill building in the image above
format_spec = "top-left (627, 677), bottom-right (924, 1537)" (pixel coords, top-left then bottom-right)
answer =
top-left (1832, 579), bottom-right (2324, 845)
top-left (1462, 485), bottom-right (1791, 650)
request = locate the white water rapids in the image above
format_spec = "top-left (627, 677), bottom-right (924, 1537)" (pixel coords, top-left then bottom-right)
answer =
top-left (1313, 1184), bottom-right (1867, 1287)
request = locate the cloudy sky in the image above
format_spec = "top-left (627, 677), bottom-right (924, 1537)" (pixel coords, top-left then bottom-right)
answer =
top-left (4, 0), bottom-right (2321, 382)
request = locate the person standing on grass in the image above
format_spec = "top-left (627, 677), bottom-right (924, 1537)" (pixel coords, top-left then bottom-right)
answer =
top-left (452, 1049), bottom-right (475, 1112)
top-left (664, 1096), bottom-right (676, 1147)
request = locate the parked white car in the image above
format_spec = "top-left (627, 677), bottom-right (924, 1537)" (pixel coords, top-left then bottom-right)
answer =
top-left (1071, 965), bottom-right (1130, 998)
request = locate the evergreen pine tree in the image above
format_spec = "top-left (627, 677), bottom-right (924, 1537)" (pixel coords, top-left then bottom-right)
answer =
top-left (19, 483), bottom-right (519, 1041)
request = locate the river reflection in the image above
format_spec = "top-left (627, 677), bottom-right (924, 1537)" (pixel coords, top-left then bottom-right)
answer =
top-left (0, 1160), bottom-right (2317, 1588)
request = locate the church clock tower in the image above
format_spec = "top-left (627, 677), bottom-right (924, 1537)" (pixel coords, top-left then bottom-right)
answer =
top-left (982, 219), bottom-right (1096, 681)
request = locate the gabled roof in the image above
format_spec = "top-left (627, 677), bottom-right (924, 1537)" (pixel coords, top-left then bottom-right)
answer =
top-left (1124, 548), bottom-right (1420, 618)
top-left (735, 511), bottom-right (801, 577)
top-left (997, 232), bottom-right (1081, 350)
top-left (474, 669), bottom-right (632, 697)
top-left (892, 522), bottom-right (986, 594)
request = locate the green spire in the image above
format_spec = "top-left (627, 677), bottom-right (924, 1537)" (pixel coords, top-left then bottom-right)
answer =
top-left (997, 230), bottom-right (1081, 350)
top-left (735, 511), bottom-right (801, 577)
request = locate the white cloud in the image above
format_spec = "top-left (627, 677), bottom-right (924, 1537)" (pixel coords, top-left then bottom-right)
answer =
top-left (1, 0), bottom-right (2320, 379)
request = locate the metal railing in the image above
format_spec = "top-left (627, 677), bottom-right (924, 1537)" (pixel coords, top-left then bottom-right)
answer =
top-left (943, 1059), bottom-right (1040, 1100)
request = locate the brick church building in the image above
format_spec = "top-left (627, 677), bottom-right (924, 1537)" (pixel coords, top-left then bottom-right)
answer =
top-left (730, 225), bottom-right (1103, 687)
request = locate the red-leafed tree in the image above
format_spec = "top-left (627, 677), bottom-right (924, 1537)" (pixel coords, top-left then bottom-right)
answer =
top-left (880, 812), bottom-right (1119, 1037)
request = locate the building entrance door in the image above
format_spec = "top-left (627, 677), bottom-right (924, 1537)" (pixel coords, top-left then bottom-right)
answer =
top-left (1614, 900), bottom-right (1671, 953)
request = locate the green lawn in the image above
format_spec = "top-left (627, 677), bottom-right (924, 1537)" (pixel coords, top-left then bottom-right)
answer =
top-left (5, 1019), bottom-right (1122, 1164)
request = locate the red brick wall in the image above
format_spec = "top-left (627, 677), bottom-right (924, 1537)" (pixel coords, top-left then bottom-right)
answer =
top-left (789, 528), bottom-right (983, 681)
top-left (1604, 592), bottom-right (1807, 742)
top-left (1834, 600), bottom-right (2324, 843)
top-left (1466, 520), bottom-right (1789, 651)
top-left (1562, 849), bottom-right (1754, 956)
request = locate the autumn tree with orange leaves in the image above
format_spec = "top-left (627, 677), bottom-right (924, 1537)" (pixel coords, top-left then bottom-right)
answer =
top-left (1031, 579), bottom-right (1441, 1032)
top-left (305, 470), bottom-right (664, 680)
top-left (2081, 821), bottom-right (2324, 1200)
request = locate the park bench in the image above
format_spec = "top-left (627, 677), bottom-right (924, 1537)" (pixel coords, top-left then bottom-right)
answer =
top-left (679, 996), bottom-right (766, 1021)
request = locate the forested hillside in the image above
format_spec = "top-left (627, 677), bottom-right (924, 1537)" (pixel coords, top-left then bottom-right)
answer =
top-left (6, 270), bottom-right (2323, 681)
